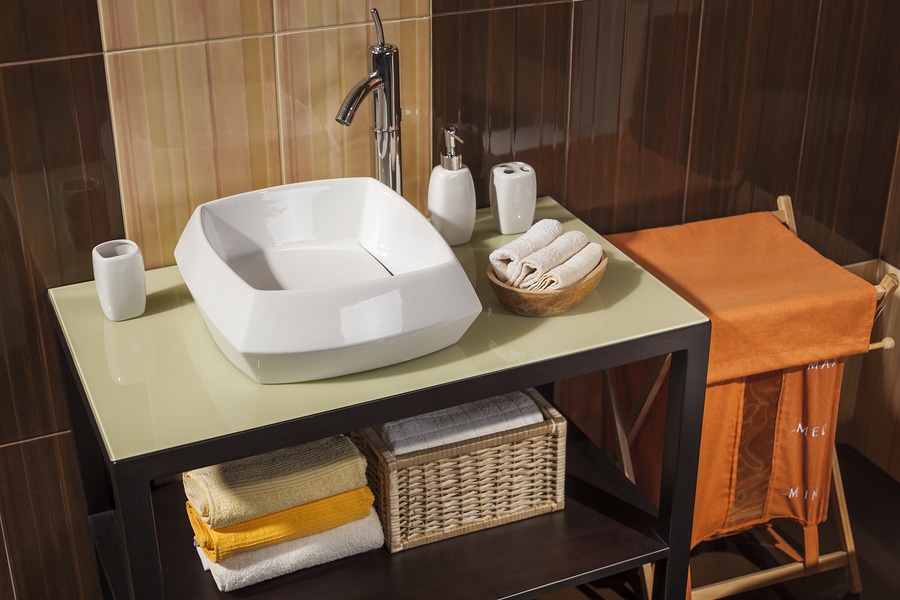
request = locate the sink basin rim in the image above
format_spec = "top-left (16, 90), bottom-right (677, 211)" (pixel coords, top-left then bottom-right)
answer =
top-left (174, 177), bottom-right (482, 383)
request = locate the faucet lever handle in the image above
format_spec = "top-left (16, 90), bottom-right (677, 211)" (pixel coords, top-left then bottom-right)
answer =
top-left (371, 8), bottom-right (386, 46)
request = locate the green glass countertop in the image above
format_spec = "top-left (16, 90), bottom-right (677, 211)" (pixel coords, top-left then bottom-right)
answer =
top-left (48, 198), bottom-right (707, 461)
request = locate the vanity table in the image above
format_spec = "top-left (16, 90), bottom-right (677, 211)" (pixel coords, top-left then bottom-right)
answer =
top-left (49, 198), bottom-right (709, 599)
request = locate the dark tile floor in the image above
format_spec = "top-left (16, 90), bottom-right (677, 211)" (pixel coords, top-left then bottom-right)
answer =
top-left (544, 444), bottom-right (900, 599)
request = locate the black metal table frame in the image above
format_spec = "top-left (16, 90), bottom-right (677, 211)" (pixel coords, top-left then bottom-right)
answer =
top-left (58, 316), bottom-right (710, 600)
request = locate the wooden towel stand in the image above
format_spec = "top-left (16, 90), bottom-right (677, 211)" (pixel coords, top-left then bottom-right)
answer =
top-left (605, 195), bottom-right (898, 599)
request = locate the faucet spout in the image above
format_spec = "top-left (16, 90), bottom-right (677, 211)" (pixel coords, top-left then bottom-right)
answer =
top-left (336, 72), bottom-right (383, 126)
top-left (334, 8), bottom-right (402, 196)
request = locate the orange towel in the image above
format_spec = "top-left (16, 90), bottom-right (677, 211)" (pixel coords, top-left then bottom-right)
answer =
top-left (606, 213), bottom-right (877, 549)
top-left (187, 486), bottom-right (374, 563)
top-left (607, 212), bottom-right (876, 383)
top-left (689, 363), bottom-right (846, 547)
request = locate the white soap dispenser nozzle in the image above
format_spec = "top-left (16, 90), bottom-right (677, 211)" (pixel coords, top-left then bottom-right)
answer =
top-left (441, 127), bottom-right (464, 171)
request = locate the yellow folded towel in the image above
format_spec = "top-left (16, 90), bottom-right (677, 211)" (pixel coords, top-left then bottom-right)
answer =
top-left (183, 435), bottom-right (367, 528)
top-left (531, 242), bottom-right (604, 290)
top-left (187, 485), bottom-right (375, 563)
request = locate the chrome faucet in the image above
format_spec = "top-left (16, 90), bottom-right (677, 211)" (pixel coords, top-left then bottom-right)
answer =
top-left (335, 8), bottom-right (402, 196)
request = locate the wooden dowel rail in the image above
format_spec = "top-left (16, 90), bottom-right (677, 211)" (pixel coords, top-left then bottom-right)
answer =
top-left (869, 337), bottom-right (894, 352)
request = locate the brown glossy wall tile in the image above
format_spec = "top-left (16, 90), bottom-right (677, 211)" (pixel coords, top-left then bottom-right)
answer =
top-left (797, 0), bottom-right (900, 264)
top-left (508, 4), bottom-right (571, 206)
top-left (0, 434), bottom-right (101, 598)
top-left (0, 530), bottom-right (12, 599)
top-left (685, 0), bottom-right (818, 223)
top-left (0, 5), bottom-right (111, 592)
top-left (0, 0), bottom-right (101, 63)
top-left (3, 58), bottom-right (124, 286)
top-left (566, 0), bottom-right (701, 234)
top-left (0, 55), bottom-right (123, 444)
top-left (882, 134), bottom-right (900, 268)
top-left (732, 1), bottom-right (820, 214)
top-left (433, 0), bottom-right (559, 14)
top-left (433, 9), bottom-right (493, 200)
top-left (433, 2), bottom-right (571, 207)
top-left (0, 199), bottom-right (68, 443)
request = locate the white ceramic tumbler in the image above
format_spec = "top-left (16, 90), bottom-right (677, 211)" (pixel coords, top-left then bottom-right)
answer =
top-left (92, 239), bottom-right (146, 321)
top-left (489, 162), bottom-right (537, 234)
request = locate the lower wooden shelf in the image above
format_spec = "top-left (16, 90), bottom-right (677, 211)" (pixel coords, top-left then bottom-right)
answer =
top-left (92, 429), bottom-right (667, 599)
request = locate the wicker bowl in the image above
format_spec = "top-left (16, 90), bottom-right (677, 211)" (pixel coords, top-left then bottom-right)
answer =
top-left (486, 254), bottom-right (608, 317)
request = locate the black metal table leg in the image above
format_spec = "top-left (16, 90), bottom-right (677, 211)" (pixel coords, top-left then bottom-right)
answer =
top-left (654, 322), bottom-right (710, 599)
top-left (112, 476), bottom-right (164, 600)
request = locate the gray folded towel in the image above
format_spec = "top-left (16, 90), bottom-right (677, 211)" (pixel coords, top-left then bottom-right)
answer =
top-left (489, 219), bottom-right (564, 282)
top-left (381, 391), bottom-right (544, 455)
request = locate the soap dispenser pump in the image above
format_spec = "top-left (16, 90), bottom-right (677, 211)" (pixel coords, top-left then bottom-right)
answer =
top-left (428, 126), bottom-right (476, 246)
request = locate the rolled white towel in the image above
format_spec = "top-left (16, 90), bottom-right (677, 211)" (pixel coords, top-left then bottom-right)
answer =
top-left (489, 219), bottom-right (564, 283)
top-left (381, 391), bottom-right (544, 455)
top-left (512, 230), bottom-right (589, 289)
top-left (196, 508), bottom-right (384, 592)
top-left (531, 242), bottom-right (604, 291)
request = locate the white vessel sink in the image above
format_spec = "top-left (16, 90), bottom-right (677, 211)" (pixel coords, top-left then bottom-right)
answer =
top-left (174, 178), bottom-right (482, 383)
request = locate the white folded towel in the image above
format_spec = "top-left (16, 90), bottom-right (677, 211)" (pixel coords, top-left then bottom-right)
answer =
top-left (381, 391), bottom-right (544, 455)
top-left (531, 242), bottom-right (604, 291)
top-left (196, 508), bottom-right (384, 592)
top-left (489, 219), bottom-right (564, 283)
top-left (512, 230), bottom-right (589, 289)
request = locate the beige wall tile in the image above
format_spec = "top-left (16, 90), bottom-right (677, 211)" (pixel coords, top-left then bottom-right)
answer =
top-left (393, 18), bottom-right (432, 213)
top-left (99, 0), bottom-right (273, 51)
top-left (277, 27), bottom-right (369, 187)
top-left (107, 37), bottom-right (280, 267)
top-left (275, 0), bottom-right (429, 31)
top-left (275, 1), bottom-right (368, 30)
top-left (278, 18), bottom-right (431, 211)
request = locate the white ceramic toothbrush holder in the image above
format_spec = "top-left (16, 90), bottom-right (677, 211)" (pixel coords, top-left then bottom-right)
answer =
top-left (490, 162), bottom-right (537, 234)
top-left (92, 239), bottom-right (146, 321)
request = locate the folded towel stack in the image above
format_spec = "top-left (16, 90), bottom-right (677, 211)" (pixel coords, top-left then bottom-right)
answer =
top-left (489, 219), bottom-right (604, 291)
top-left (381, 391), bottom-right (545, 455)
top-left (182, 435), bottom-right (383, 591)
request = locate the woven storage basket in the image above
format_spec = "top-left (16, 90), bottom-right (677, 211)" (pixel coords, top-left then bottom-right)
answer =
top-left (354, 388), bottom-right (566, 553)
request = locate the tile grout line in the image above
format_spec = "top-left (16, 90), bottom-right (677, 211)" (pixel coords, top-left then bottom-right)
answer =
top-left (0, 52), bottom-right (104, 69)
top-left (97, 16), bottom-right (432, 57)
top-left (0, 430), bottom-right (69, 451)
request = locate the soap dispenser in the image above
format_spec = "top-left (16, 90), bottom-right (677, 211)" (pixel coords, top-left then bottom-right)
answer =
top-left (428, 126), bottom-right (476, 246)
